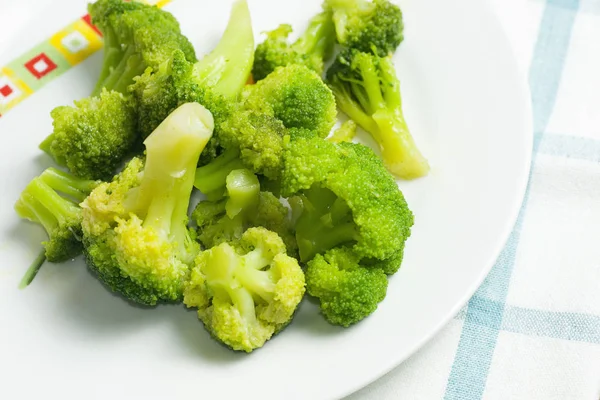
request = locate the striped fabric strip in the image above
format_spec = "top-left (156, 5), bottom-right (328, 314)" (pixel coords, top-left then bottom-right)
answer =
top-left (0, 0), bottom-right (171, 117)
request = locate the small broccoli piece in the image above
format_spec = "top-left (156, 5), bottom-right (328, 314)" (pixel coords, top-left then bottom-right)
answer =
top-left (282, 136), bottom-right (413, 262)
top-left (15, 168), bottom-right (99, 263)
top-left (131, 0), bottom-right (254, 139)
top-left (327, 50), bottom-right (429, 179)
top-left (193, 164), bottom-right (297, 255)
top-left (218, 109), bottom-right (289, 180)
top-left (253, 10), bottom-right (335, 81)
top-left (81, 103), bottom-right (214, 305)
top-left (194, 148), bottom-right (245, 195)
top-left (183, 227), bottom-right (305, 352)
top-left (324, 0), bottom-right (404, 56)
top-left (39, 89), bottom-right (138, 181)
top-left (242, 64), bottom-right (337, 139)
top-left (306, 246), bottom-right (387, 327)
top-left (89, 0), bottom-right (196, 95)
top-left (327, 120), bottom-right (357, 143)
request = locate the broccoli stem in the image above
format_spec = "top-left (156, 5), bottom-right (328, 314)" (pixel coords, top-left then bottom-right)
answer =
top-left (92, 26), bottom-right (125, 96)
top-left (236, 266), bottom-right (276, 303)
top-left (193, 0), bottom-right (254, 98)
top-left (39, 168), bottom-right (98, 203)
top-left (18, 249), bottom-right (46, 289)
top-left (19, 178), bottom-right (81, 233)
top-left (225, 169), bottom-right (259, 218)
top-left (297, 222), bottom-right (357, 262)
top-left (98, 46), bottom-right (146, 94)
top-left (127, 103), bottom-right (214, 255)
top-left (194, 149), bottom-right (245, 194)
top-left (293, 11), bottom-right (334, 61)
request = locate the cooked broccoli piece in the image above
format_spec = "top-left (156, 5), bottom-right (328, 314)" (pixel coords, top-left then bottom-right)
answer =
top-left (306, 246), bottom-right (387, 327)
top-left (193, 148), bottom-right (245, 196)
top-left (327, 50), bottom-right (429, 179)
top-left (183, 227), bottom-right (305, 352)
top-left (14, 168), bottom-right (99, 263)
top-left (282, 136), bottom-right (413, 262)
top-left (252, 10), bottom-right (335, 81)
top-left (81, 103), bottom-right (214, 305)
top-left (39, 89), bottom-right (138, 181)
top-left (327, 119), bottom-right (357, 143)
top-left (242, 64), bottom-right (337, 139)
top-left (193, 162), bottom-right (296, 255)
top-left (89, 0), bottom-right (196, 96)
top-left (324, 0), bottom-right (404, 56)
top-left (131, 0), bottom-right (254, 139)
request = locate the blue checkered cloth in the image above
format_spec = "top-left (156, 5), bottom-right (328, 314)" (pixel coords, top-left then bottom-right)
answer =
top-left (348, 0), bottom-right (600, 398)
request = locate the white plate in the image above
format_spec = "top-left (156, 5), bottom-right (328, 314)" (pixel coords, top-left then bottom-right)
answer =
top-left (0, 0), bottom-right (532, 399)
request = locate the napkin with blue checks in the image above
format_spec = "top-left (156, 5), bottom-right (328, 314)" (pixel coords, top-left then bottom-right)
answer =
top-left (349, 0), bottom-right (600, 398)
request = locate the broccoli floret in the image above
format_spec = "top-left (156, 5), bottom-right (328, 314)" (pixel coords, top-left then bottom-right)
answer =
top-left (282, 136), bottom-right (413, 262)
top-left (306, 246), bottom-right (387, 327)
top-left (89, 0), bottom-right (196, 95)
top-left (193, 162), bottom-right (297, 255)
top-left (81, 103), bottom-right (214, 305)
top-left (327, 50), bottom-right (429, 179)
top-left (131, 0), bottom-right (254, 139)
top-left (327, 119), bottom-right (357, 143)
top-left (242, 64), bottom-right (337, 139)
top-left (183, 227), bottom-right (305, 352)
top-left (39, 89), bottom-right (138, 181)
top-left (252, 11), bottom-right (335, 81)
top-left (324, 0), bottom-right (404, 56)
top-left (15, 168), bottom-right (99, 270)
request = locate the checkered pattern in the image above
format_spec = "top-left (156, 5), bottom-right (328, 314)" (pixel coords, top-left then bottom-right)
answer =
top-left (348, 0), bottom-right (600, 399)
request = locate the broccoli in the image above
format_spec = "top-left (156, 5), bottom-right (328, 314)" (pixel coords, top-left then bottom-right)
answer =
top-left (327, 50), bottom-right (429, 179)
top-left (89, 0), bottom-right (196, 96)
top-left (327, 119), bottom-right (357, 143)
top-left (132, 0), bottom-right (254, 139)
top-left (183, 227), bottom-right (305, 352)
top-left (15, 168), bottom-right (99, 286)
top-left (324, 0), bottom-right (404, 56)
top-left (193, 159), bottom-right (297, 255)
top-left (39, 89), bottom-right (138, 181)
top-left (81, 103), bottom-right (214, 305)
top-left (282, 136), bottom-right (413, 262)
top-left (242, 64), bottom-right (337, 139)
top-left (306, 247), bottom-right (388, 326)
top-left (252, 10), bottom-right (335, 81)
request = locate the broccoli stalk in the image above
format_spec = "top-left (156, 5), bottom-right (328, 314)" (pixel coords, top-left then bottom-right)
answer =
top-left (15, 168), bottom-right (99, 286)
top-left (292, 185), bottom-right (358, 262)
top-left (327, 51), bottom-right (429, 179)
top-left (252, 10), bottom-right (335, 81)
top-left (184, 227), bottom-right (305, 352)
top-left (193, 148), bottom-right (245, 196)
top-left (192, 0), bottom-right (255, 98)
top-left (81, 102), bottom-right (215, 305)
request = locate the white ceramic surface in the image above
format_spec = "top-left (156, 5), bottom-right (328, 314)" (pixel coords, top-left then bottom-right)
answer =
top-left (0, 0), bottom-right (532, 399)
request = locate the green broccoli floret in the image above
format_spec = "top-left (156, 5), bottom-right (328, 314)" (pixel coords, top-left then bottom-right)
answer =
top-left (327, 119), bottom-right (357, 143)
top-left (242, 64), bottom-right (337, 139)
top-left (193, 161), bottom-right (297, 255)
top-left (306, 246), bottom-right (387, 327)
top-left (282, 136), bottom-right (413, 262)
top-left (15, 167), bottom-right (99, 262)
top-left (183, 227), bottom-right (305, 352)
top-left (81, 103), bottom-right (214, 305)
top-left (15, 168), bottom-right (99, 287)
top-left (89, 0), bottom-right (196, 95)
top-left (252, 10), bottom-right (335, 81)
top-left (131, 0), bottom-right (254, 139)
top-left (324, 0), bottom-right (404, 56)
top-left (39, 89), bottom-right (138, 181)
top-left (327, 50), bottom-right (429, 179)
